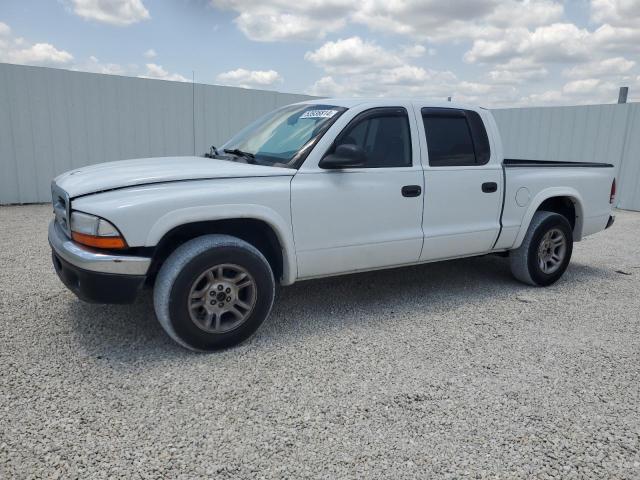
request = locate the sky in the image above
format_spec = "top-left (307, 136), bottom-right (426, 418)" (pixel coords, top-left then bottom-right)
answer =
top-left (0, 0), bottom-right (638, 107)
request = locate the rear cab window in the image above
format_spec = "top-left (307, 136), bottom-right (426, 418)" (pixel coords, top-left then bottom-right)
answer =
top-left (421, 107), bottom-right (490, 167)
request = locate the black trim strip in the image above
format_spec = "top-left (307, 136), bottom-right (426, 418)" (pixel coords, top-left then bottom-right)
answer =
top-left (504, 159), bottom-right (614, 168)
top-left (491, 165), bottom-right (507, 250)
top-left (421, 107), bottom-right (465, 118)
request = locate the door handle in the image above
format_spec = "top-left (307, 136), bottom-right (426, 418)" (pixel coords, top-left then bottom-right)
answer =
top-left (482, 182), bottom-right (498, 193)
top-left (402, 185), bottom-right (422, 197)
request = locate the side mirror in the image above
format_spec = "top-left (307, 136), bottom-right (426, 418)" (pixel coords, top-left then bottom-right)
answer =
top-left (319, 144), bottom-right (366, 169)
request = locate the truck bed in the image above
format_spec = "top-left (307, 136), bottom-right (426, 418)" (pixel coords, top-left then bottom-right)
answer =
top-left (494, 159), bottom-right (616, 251)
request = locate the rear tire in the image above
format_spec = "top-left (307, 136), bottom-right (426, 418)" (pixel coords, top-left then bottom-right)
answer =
top-left (153, 234), bottom-right (275, 351)
top-left (510, 211), bottom-right (573, 286)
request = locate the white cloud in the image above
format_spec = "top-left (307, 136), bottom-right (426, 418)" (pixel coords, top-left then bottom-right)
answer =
top-left (304, 37), bottom-right (402, 75)
top-left (461, 19), bottom-right (640, 103)
top-left (519, 89), bottom-right (566, 106)
top-left (232, 9), bottom-right (345, 42)
top-left (353, 0), bottom-right (563, 42)
top-left (144, 48), bottom-right (157, 59)
top-left (386, 65), bottom-right (459, 90)
top-left (0, 24), bottom-right (73, 66)
top-left (215, 68), bottom-right (283, 89)
top-left (0, 21), bottom-right (10, 37)
top-left (8, 43), bottom-right (74, 65)
top-left (210, 0), bottom-right (564, 41)
top-left (591, 0), bottom-right (640, 28)
top-left (203, 0), bottom-right (639, 107)
top-left (304, 36), bottom-right (513, 106)
top-left (69, 0), bottom-right (150, 26)
top-left (525, 23), bottom-right (593, 62)
top-left (563, 78), bottom-right (603, 95)
top-left (78, 59), bottom-right (191, 82)
top-left (304, 38), bottom-right (451, 92)
top-left (462, 0), bottom-right (640, 68)
top-left (210, 0), bottom-right (351, 41)
top-left (519, 75), bottom-right (640, 106)
top-left (453, 1), bottom-right (639, 106)
top-left (206, 0), bottom-right (639, 107)
top-left (75, 55), bottom-right (126, 75)
top-left (487, 0), bottom-right (564, 28)
top-left (488, 63), bottom-right (549, 85)
top-left (564, 57), bottom-right (635, 78)
top-left (464, 23), bottom-right (592, 64)
top-left (307, 76), bottom-right (349, 96)
top-left (0, 23), bottom-right (188, 85)
top-left (208, 0), bottom-right (564, 43)
top-left (400, 44), bottom-right (426, 58)
top-left (590, 23), bottom-right (640, 54)
top-left (140, 63), bottom-right (189, 82)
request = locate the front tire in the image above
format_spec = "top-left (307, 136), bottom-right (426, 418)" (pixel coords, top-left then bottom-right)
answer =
top-left (510, 211), bottom-right (573, 286)
top-left (153, 235), bottom-right (275, 351)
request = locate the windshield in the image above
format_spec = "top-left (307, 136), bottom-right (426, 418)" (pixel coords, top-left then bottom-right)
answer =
top-left (221, 104), bottom-right (347, 166)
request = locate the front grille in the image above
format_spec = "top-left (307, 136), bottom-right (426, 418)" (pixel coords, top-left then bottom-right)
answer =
top-left (51, 183), bottom-right (71, 237)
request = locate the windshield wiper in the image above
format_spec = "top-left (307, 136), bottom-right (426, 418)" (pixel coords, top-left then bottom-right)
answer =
top-left (204, 145), bottom-right (221, 158)
top-left (224, 148), bottom-right (257, 164)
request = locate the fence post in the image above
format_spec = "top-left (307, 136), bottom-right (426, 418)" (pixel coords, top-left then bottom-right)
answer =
top-left (618, 87), bottom-right (629, 104)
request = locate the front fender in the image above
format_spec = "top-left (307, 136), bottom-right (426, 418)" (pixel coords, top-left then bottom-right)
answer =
top-left (71, 177), bottom-right (298, 285)
top-left (512, 187), bottom-right (585, 249)
top-left (146, 204), bottom-right (297, 285)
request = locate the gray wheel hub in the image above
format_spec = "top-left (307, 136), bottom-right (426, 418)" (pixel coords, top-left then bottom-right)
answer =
top-left (537, 228), bottom-right (567, 274)
top-left (188, 264), bottom-right (256, 333)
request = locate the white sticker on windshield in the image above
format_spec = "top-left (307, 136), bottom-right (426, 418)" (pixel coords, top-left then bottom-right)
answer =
top-left (300, 109), bottom-right (338, 119)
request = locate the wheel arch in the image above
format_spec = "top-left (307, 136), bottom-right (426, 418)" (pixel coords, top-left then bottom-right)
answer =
top-left (145, 205), bottom-right (297, 285)
top-left (513, 188), bottom-right (584, 249)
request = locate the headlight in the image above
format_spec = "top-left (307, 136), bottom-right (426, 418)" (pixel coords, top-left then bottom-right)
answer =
top-left (70, 211), bottom-right (127, 249)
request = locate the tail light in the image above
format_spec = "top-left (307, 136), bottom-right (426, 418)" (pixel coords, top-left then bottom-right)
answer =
top-left (610, 178), bottom-right (616, 204)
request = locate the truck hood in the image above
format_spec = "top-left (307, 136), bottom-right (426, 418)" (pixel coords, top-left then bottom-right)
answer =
top-left (54, 156), bottom-right (296, 198)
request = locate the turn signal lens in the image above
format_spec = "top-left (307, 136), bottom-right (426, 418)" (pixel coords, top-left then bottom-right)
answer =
top-left (70, 211), bottom-right (127, 249)
top-left (72, 232), bottom-right (127, 249)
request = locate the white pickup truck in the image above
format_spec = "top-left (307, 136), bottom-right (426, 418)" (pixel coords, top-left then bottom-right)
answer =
top-left (49, 98), bottom-right (616, 351)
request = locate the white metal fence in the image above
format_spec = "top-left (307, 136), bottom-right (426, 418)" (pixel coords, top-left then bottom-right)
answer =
top-left (1, 63), bottom-right (639, 210)
top-left (0, 63), bottom-right (312, 204)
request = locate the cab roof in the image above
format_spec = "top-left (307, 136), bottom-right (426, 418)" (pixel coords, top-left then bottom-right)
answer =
top-left (298, 97), bottom-right (482, 111)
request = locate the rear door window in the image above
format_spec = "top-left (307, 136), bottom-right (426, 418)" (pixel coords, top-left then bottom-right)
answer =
top-left (422, 108), bottom-right (491, 167)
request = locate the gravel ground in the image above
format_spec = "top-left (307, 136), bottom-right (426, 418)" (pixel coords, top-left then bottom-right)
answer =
top-left (1, 204), bottom-right (639, 479)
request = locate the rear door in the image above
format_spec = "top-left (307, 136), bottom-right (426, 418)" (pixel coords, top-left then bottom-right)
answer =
top-left (417, 107), bottom-right (502, 261)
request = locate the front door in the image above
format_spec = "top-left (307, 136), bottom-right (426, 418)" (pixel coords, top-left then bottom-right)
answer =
top-left (291, 106), bottom-right (424, 279)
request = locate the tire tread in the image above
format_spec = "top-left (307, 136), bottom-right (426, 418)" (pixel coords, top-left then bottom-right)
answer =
top-left (510, 211), bottom-right (572, 286)
top-left (153, 234), bottom-right (274, 351)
